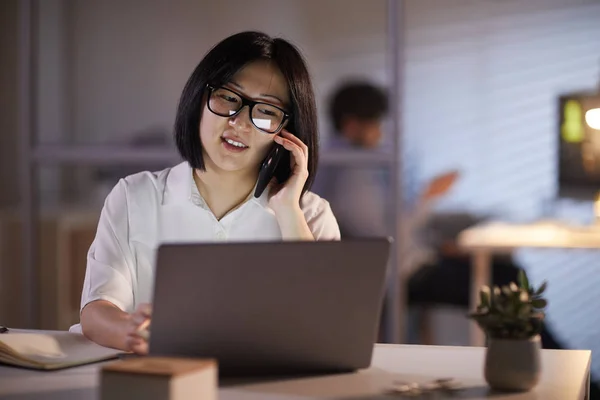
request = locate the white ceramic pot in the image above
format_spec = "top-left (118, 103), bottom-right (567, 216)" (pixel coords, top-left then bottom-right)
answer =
top-left (484, 335), bottom-right (541, 392)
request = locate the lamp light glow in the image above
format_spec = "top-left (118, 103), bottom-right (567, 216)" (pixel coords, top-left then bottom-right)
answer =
top-left (585, 108), bottom-right (600, 130)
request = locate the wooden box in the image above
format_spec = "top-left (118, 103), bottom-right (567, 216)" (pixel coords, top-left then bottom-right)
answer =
top-left (100, 357), bottom-right (217, 400)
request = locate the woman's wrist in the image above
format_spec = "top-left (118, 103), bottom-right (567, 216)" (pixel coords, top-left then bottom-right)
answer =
top-left (273, 204), bottom-right (314, 241)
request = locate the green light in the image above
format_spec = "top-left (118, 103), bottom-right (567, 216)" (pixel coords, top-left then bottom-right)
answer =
top-left (561, 99), bottom-right (584, 143)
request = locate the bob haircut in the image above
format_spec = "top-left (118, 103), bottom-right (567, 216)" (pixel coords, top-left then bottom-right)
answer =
top-left (174, 31), bottom-right (319, 195)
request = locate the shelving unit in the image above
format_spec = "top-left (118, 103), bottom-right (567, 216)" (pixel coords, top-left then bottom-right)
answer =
top-left (32, 145), bottom-right (394, 166)
top-left (16, 0), bottom-right (405, 343)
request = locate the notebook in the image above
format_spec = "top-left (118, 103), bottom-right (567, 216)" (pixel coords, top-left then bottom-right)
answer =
top-left (0, 330), bottom-right (121, 370)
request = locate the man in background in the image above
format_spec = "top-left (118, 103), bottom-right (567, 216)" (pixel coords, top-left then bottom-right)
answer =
top-left (319, 81), bottom-right (391, 238)
top-left (318, 81), bottom-right (457, 265)
top-left (317, 80), bottom-right (459, 341)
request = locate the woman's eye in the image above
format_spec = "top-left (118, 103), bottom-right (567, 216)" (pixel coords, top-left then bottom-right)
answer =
top-left (219, 94), bottom-right (238, 103)
top-left (258, 108), bottom-right (277, 117)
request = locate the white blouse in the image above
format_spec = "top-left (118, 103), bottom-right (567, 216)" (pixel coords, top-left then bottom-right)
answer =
top-left (76, 161), bottom-right (341, 319)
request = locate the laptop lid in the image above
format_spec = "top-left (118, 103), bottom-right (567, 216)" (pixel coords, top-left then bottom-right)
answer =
top-left (149, 238), bottom-right (391, 375)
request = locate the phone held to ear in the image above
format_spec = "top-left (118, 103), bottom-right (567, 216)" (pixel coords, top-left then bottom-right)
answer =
top-left (254, 144), bottom-right (285, 198)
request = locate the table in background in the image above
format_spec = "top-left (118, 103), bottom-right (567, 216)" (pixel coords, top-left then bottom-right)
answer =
top-left (458, 220), bottom-right (600, 346)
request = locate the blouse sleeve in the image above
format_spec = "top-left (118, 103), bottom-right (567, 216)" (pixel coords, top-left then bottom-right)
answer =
top-left (304, 196), bottom-right (341, 241)
top-left (80, 179), bottom-right (136, 313)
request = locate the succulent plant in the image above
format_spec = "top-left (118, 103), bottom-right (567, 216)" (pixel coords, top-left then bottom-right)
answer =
top-left (468, 269), bottom-right (548, 340)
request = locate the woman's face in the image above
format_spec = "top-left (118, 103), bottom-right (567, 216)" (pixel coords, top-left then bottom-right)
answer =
top-left (199, 60), bottom-right (290, 175)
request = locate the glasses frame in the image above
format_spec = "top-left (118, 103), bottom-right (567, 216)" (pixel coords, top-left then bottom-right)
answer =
top-left (206, 85), bottom-right (291, 134)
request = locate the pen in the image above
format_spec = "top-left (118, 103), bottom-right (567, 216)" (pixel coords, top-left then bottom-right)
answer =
top-left (136, 319), bottom-right (150, 341)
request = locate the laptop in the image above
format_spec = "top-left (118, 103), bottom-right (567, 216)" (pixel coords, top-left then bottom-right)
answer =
top-left (148, 238), bottom-right (391, 375)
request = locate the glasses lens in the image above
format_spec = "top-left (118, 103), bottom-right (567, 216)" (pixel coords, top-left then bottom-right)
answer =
top-left (209, 87), bottom-right (242, 116)
top-left (251, 104), bottom-right (285, 133)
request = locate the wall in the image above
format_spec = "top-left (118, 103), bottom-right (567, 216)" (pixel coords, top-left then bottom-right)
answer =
top-left (402, 0), bottom-right (600, 378)
top-left (404, 0), bottom-right (600, 216)
top-left (36, 0), bottom-right (70, 205)
top-left (64, 0), bottom-right (387, 146)
top-left (0, 0), bottom-right (19, 327)
top-left (0, 0), bottom-right (19, 209)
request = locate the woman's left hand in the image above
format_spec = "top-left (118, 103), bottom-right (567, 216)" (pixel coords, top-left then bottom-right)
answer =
top-left (269, 130), bottom-right (309, 212)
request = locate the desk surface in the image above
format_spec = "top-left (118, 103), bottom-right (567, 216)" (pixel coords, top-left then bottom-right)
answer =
top-left (458, 220), bottom-right (600, 250)
top-left (0, 343), bottom-right (591, 400)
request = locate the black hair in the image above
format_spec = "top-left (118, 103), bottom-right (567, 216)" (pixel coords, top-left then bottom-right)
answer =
top-left (174, 31), bottom-right (318, 194)
top-left (328, 81), bottom-right (388, 132)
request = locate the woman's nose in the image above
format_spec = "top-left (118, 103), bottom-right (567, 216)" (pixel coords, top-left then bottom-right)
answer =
top-left (229, 106), bottom-right (252, 131)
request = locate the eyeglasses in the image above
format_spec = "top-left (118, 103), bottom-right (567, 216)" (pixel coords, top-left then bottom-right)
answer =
top-left (206, 85), bottom-right (290, 134)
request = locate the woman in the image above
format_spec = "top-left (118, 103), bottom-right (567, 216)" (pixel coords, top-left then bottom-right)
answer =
top-left (76, 31), bottom-right (340, 355)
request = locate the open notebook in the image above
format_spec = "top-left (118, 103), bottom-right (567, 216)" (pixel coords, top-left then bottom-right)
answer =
top-left (0, 330), bottom-right (122, 370)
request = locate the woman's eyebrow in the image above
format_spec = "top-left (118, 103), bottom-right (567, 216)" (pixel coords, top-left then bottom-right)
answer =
top-left (230, 81), bottom-right (285, 105)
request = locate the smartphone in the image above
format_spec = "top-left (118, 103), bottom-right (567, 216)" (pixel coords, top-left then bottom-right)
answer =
top-left (254, 143), bottom-right (285, 198)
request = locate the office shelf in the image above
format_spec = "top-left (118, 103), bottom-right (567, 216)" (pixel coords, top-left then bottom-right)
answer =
top-left (33, 145), bottom-right (180, 165)
top-left (320, 151), bottom-right (394, 166)
top-left (32, 145), bottom-right (394, 167)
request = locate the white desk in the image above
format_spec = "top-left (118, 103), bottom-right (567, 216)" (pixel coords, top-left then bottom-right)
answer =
top-left (457, 220), bottom-right (600, 346)
top-left (0, 343), bottom-right (591, 399)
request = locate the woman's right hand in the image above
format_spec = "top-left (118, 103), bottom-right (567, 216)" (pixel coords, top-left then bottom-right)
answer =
top-left (124, 303), bottom-right (152, 355)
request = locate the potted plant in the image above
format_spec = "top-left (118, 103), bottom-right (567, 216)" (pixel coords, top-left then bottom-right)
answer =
top-left (469, 269), bottom-right (548, 391)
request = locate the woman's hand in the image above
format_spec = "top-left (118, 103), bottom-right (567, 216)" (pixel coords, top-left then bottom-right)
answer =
top-left (269, 130), bottom-right (309, 212)
top-left (269, 130), bottom-right (314, 241)
top-left (124, 303), bottom-right (152, 355)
